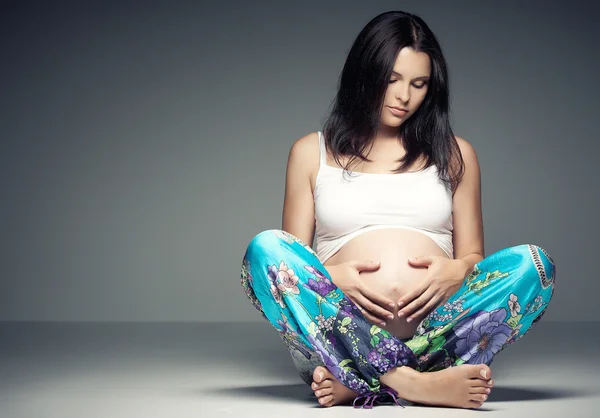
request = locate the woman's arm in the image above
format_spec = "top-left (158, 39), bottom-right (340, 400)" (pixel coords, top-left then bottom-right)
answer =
top-left (452, 136), bottom-right (485, 276)
top-left (281, 133), bottom-right (318, 247)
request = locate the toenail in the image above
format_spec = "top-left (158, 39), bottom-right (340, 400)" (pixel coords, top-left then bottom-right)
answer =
top-left (483, 395), bottom-right (487, 400)
top-left (311, 383), bottom-right (317, 390)
top-left (480, 369), bottom-right (487, 378)
top-left (489, 379), bottom-right (494, 386)
top-left (315, 390), bottom-right (321, 397)
top-left (319, 372), bottom-right (323, 380)
top-left (486, 388), bottom-right (491, 394)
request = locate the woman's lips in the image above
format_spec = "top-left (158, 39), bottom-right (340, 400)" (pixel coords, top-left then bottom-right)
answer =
top-left (388, 106), bottom-right (408, 116)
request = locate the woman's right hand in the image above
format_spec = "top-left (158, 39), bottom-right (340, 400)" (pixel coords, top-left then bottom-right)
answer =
top-left (326, 260), bottom-right (396, 326)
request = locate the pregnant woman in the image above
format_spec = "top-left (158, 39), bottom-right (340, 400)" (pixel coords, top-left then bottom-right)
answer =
top-left (240, 10), bottom-right (555, 410)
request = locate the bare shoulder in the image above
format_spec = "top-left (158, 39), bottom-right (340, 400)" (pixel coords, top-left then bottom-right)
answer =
top-left (288, 131), bottom-right (321, 192)
top-left (455, 136), bottom-right (477, 160)
top-left (453, 136), bottom-right (479, 172)
top-left (291, 131), bottom-right (320, 154)
top-left (452, 136), bottom-right (481, 192)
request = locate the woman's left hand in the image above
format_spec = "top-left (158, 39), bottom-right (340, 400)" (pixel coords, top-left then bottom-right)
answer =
top-left (397, 256), bottom-right (469, 322)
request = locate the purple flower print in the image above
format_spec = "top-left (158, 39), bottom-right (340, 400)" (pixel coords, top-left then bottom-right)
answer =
top-left (276, 314), bottom-right (298, 338)
top-left (304, 278), bottom-right (336, 297)
top-left (339, 300), bottom-right (356, 318)
top-left (267, 265), bottom-right (278, 286)
top-left (305, 265), bottom-right (329, 281)
top-left (367, 337), bottom-right (415, 373)
top-left (347, 377), bottom-right (371, 394)
top-left (453, 308), bottom-right (512, 364)
top-left (266, 265), bottom-right (285, 308)
top-left (328, 334), bottom-right (338, 349)
top-left (303, 265), bottom-right (337, 296)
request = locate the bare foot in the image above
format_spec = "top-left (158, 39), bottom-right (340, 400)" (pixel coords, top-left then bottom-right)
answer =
top-left (311, 366), bottom-right (358, 407)
top-left (381, 364), bottom-right (494, 409)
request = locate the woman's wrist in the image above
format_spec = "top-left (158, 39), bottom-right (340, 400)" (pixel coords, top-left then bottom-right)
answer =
top-left (455, 253), bottom-right (484, 279)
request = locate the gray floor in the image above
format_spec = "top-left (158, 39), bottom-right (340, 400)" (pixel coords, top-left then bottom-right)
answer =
top-left (0, 321), bottom-right (598, 418)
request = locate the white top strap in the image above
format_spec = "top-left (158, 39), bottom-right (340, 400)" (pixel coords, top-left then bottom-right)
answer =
top-left (318, 131), bottom-right (326, 165)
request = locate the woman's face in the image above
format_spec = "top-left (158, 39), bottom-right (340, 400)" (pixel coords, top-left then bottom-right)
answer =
top-left (380, 47), bottom-right (431, 127)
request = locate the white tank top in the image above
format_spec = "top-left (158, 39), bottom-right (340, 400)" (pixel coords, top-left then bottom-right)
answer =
top-left (314, 131), bottom-right (454, 263)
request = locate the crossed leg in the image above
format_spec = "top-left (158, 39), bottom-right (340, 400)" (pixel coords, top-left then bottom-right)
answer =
top-left (241, 230), bottom-right (555, 408)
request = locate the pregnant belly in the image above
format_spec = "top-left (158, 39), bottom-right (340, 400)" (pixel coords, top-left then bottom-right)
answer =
top-left (323, 228), bottom-right (452, 339)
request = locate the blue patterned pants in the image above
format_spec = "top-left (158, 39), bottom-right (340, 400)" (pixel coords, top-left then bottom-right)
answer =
top-left (240, 229), bottom-right (555, 406)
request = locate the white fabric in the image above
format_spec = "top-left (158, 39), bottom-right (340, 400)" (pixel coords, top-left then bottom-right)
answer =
top-left (314, 131), bottom-right (454, 263)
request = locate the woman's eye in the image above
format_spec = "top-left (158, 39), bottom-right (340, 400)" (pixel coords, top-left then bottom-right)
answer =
top-left (388, 80), bottom-right (428, 89)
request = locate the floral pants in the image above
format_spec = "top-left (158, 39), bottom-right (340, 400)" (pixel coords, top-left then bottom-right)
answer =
top-left (240, 229), bottom-right (555, 407)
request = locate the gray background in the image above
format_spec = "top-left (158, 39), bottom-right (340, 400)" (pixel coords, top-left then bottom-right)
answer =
top-left (0, 0), bottom-right (597, 323)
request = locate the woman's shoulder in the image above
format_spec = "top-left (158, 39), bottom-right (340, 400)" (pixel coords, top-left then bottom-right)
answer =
top-left (292, 131), bottom-right (320, 149)
top-left (454, 136), bottom-right (478, 169)
top-left (288, 131), bottom-right (321, 191)
top-left (450, 135), bottom-right (480, 189)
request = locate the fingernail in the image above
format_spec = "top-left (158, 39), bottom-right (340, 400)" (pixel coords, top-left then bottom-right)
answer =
top-left (387, 314), bottom-right (394, 320)
top-left (397, 312), bottom-right (405, 317)
top-left (397, 301), bottom-right (404, 307)
top-left (480, 370), bottom-right (487, 378)
top-left (406, 317), bottom-right (412, 323)
top-left (380, 321), bottom-right (387, 326)
top-left (389, 303), bottom-right (395, 309)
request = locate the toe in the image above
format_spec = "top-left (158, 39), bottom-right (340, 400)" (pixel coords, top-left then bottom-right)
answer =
top-left (319, 394), bottom-right (333, 406)
top-left (315, 387), bottom-right (333, 397)
top-left (319, 380), bottom-right (333, 389)
top-left (468, 400), bottom-right (484, 409)
top-left (313, 366), bottom-right (327, 383)
top-left (470, 386), bottom-right (491, 395)
top-left (479, 364), bottom-right (492, 380)
top-left (313, 377), bottom-right (333, 391)
top-left (471, 393), bottom-right (488, 403)
top-left (467, 365), bottom-right (484, 379)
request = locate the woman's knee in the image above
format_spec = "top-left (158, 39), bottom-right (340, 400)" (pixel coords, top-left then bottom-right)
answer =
top-left (248, 229), bottom-right (281, 249)
top-left (493, 244), bottom-right (555, 294)
top-left (522, 244), bottom-right (555, 290)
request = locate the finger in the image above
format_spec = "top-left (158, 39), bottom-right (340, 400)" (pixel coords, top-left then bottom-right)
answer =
top-left (358, 285), bottom-right (396, 313)
top-left (357, 304), bottom-right (387, 326)
top-left (407, 294), bottom-right (442, 322)
top-left (354, 295), bottom-right (390, 325)
top-left (397, 284), bottom-right (428, 308)
top-left (399, 288), bottom-right (435, 319)
top-left (349, 297), bottom-right (385, 326)
top-left (356, 292), bottom-right (394, 321)
top-left (353, 259), bottom-right (380, 271)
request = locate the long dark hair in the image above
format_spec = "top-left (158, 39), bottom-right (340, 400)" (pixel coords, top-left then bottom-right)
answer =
top-left (321, 10), bottom-right (464, 194)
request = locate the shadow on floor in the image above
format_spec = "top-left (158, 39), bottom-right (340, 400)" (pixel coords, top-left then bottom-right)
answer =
top-left (205, 384), bottom-right (314, 403)
top-left (205, 383), bottom-right (590, 404)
